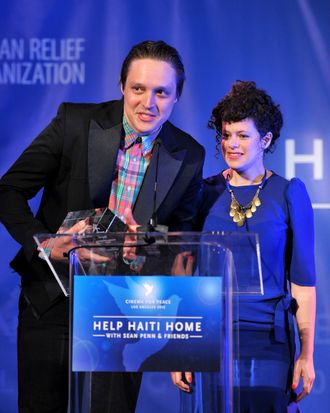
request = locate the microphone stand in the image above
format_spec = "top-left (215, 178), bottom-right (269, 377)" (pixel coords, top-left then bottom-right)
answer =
top-left (137, 139), bottom-right (168, 244)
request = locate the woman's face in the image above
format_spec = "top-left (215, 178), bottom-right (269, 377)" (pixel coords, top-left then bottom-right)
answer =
top-left (221, 118), bottom-right (269, 176)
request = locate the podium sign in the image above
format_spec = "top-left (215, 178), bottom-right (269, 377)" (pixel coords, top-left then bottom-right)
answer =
top-left (35, 231), bottom-right (263, 412)
top-left (72, 275), bottom-right (222, 372)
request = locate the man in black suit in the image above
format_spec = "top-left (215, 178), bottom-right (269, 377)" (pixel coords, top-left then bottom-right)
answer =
top-left (0, 40), bottom-right (205, 412)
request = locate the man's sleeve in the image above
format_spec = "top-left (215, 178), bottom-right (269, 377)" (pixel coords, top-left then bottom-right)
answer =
top-left (0, 104), bottom-right (66, 261)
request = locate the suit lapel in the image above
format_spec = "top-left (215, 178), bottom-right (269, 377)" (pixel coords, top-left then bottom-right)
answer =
top-left (133, 126), bottom-right (187, 225)
top-left (87, 100), bottom-right (124, 207)
top-left (88, 120), bottom-right (122, 207)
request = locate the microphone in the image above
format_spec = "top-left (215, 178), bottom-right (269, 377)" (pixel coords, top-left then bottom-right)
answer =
top-left (137, 138), bottom-right (168, 243)
top-left (124, 136), bottom-right (142, 151)
top-left (150, 139), bottom-right (160, 229)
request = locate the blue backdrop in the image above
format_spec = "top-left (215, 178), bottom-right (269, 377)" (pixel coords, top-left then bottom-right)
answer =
top-left (0, 0), bottom-right (329, 411)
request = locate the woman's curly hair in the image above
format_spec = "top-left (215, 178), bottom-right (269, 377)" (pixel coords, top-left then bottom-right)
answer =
top-left (208, 80), bottom-right (283, 154)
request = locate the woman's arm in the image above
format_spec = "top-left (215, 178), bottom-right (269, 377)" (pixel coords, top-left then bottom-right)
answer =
top-left (290, 283), bottom-right (316, 401)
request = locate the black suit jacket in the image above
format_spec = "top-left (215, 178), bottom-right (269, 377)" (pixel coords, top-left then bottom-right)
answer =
top-left (0, 100), bottom-right (205, 314)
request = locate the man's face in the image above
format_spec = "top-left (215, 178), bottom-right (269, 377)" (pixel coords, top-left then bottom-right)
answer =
top-left (121, 58), bottom-right (178, 135)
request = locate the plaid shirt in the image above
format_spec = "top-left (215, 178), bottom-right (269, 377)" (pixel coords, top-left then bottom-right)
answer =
top-left (108, 116), bottom-right (158, 222)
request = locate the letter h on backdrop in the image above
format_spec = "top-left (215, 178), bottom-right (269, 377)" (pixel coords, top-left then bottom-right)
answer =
top-left (285, 139), bottom-right (323, 180)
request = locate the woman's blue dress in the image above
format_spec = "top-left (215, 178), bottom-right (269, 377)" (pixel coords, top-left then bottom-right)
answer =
top-left (180, 173), bottom-right (316, 413)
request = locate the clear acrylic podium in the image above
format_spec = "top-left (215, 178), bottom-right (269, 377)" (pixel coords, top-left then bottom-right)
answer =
top-left (35, 231), bottom-right (263, 413)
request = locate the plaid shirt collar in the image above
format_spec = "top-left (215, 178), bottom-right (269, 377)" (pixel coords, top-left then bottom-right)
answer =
top-left (122, 115), bottom-right (161, 157)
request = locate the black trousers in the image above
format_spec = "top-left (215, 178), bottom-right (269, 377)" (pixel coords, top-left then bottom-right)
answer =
top-left (17, 293), bottom-right (142, 413)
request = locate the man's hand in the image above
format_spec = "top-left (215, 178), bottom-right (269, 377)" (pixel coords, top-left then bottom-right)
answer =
top-left (123, 208), bottom-right (139, 261)
top-left (38, 219), bottom-right (89, 261)
top-left (39, 219), bottom-right (109, 263)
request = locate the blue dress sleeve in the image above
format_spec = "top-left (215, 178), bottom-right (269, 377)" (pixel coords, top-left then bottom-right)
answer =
top-left (286, 178), bottom-right (316, 286)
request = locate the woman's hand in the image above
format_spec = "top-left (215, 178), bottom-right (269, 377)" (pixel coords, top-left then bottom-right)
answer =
top-left (171, 251), bottom-right (194, 276)
top-left (291, 283), bottom-right (316, 401)
top-left (292, 353), bottom-right (315, 401)
top-left (171, 371), bottom-right (193, 392)
top-left (170, 256), bottom-right (194, 393)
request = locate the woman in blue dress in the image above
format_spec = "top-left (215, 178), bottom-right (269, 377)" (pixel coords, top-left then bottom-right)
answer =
top-left (171, 81), bottom-right (316, 412)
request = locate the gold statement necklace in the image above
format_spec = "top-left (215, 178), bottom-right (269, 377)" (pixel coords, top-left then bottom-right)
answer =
top-left (225, 170), bottom-right (267, 227)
